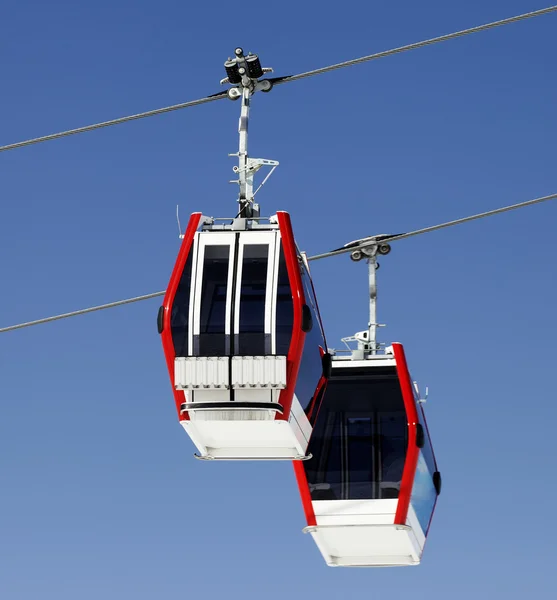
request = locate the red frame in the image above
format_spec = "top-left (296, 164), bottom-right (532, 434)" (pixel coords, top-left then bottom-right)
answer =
top-left (392, 343), bottom-right (420, 525)
top-left (293, 343), bottom-right (426, 529)
top-left (273, 212), bottom-right (307, 421)
top-left (160, 212), bottom-right (203, 420)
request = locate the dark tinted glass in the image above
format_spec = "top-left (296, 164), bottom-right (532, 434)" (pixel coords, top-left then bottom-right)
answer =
top-left (237, 244), bottom-right (268, 355)
top-left (304, 366), bottom-right (408, 501)
top-left (275, 248), bottom-right (293, 355)
top-left (411, 403), bottom-right (438, 534)
top-left (417, 404), bottom-right (437, 475)
top-left (411, 452), bottom-right (437, 535)
top-left (295, 262), bottom-right (326, 411)
top-left (197, 245), bottom-right (230, 356)
top-left (347, 417), bottom-right (374, 498)
top-left (171, 252), bottom-right (193, 357)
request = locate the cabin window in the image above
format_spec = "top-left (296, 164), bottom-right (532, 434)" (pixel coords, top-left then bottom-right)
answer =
top-left (410, 404), bottom-right (438, 534)
top-left (304, 367), bottom-right (408, 501)
top-left (171, 252), bottom-right (193, 356)
top-left (295, 261), bottom-right (327, 410)
top-left (198, 245), bottom-right (230, 356)
top-left (237, 244), bottom-right (269, 355)
top-left (275, 248), bottom-right (294, 355)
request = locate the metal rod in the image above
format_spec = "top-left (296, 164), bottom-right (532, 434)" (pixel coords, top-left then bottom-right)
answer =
top-left (238, 86), bottom-right (250, 210)
top-left (368, 256), bottom-right (378, 353)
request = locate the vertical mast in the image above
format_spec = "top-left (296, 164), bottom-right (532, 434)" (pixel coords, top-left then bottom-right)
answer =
top-left (222, 48), bottom-right (278, 220)
top-left (367, 253), bottom-right (378, 354)
top-left (340, 239), bottom-right (392, 358)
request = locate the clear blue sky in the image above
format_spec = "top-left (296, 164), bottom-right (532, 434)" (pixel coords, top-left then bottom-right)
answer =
top-left (1, 1), bottom-right (556, 598)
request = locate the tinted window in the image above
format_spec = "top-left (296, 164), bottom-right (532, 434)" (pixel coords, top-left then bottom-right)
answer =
top-left (275, 248), bottom-right (293, 355)
top-left (411, 452), bottom-right (437, 535)
top-left (304, 367), bottom-right (408, 501)
top-left (197, 245), bottom-right (230, 356)
top-left (410, 403), bottom-right (438, 534)
top-left (171, 252), bottom-right (193, 357)
top-left (417, 404), bottom-right (437, 475)
top-left (380, 412), bottom-right (407, 498)
top-left (237, 244), bottom-right (268, 355)
top-left (347, 417), bottom-right (374, 498)
top-left (295, 262), bottom-right (326, 411)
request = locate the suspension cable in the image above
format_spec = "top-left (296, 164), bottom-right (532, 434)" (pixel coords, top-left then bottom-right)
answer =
top-left (1, 6), bottom-right (555, 153)
top-left (308, 192), bottom-right (557, 262)
top-left (274, 5), bottom-right (557, 86)
top-left (0, 93), bottom-right (226, 153)
top-left (1, 191), bottom-right (555, 335)
top-left (0, 291), bottom-right (165, 334)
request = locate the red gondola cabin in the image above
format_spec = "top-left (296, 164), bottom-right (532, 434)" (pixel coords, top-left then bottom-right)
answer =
top-left (294, 343), bottom-right (441, 566)
top-left (158, 212), bottom-right (329, 460)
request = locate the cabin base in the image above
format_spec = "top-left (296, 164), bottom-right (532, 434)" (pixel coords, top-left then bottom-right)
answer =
top-left (304, 524), bottom-right (421, 567)
top-left (180, 396), bottom-right (311, 460)
top-left (303, 500), bottom-right (425, 568)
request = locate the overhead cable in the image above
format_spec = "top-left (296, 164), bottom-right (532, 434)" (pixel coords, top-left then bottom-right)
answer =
top-left (1, 191), bottom-right (555, 334)
top-left (1, 6), bottom-right (556, 153)
top-left (0, 93), bottom-right (226, 153)
top-left (274, 5), bottom-right (557, 86)
top-left (0, 291), bottom-right (165, 334)
top-left (308, 192), bottom-right (557, 262)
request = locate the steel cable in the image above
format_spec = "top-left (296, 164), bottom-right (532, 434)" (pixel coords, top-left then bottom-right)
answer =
top-left (308, 192), bottom-right (557, 261)
top-left (1, 6), bottom-right (555, 153)
top-left (1, 192), bottom-right (555, 334)
top-left (0, 94), bottom-right (227, 153)
top-left (0, 291), bottom-right (165, 334)
top-left (274, 5), bottom-right (557, 86)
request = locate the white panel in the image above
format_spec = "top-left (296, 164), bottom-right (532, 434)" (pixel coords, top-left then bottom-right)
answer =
top-left (289, 394), bottom-right (312, 446)
top-left (304, 499), bottom-right (424, 567)
top-left (263, 233), bottom-right (276, 339)
top-left (233, 241), bottom-right (244, 338)
top-left (234, 389), bottom-right (276, 403)
top-left (174, 356), bottom-right (229, 389)
top-left (231, 355), bottom-right (287, 389)
top-left (331, 356), bottom-right (396, 369)
top-left (307, 524), bottom-right (420, 567)
top-left (188, 389), bottom-right (230, 403)
top-left (187, 234), bottom-right (200, 355)
top-left (270, 233), bottom-right (281, 355)
top-left (180, 419), bottom-right (307, 459)
top-left (313, 499), bottom-right (399, 517)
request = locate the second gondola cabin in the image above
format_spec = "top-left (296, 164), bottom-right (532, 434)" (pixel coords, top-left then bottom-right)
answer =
top-left (158, 211), bottom-right (329, 460)
top-left (294, 343), bottom-right (441, 567)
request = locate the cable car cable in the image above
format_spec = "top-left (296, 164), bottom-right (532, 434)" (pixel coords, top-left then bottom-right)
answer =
top-left (0, 6), bottom-right (555, 154)
top-left (0, 291), bottom-right (165, 334)
top-left (0, 93), bottom-right (228, 153)
top-left (1, 191), bottom-right (555, 335)
top-left (308, 192), bottom-right (557, 262)
top-left (272, 5), bottom-right (557, 87)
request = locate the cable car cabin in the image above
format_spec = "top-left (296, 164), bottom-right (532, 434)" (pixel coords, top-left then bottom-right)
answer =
top-left (294, 343), bottom-right (441, 567)
top-left (158, 211), bottom-right (328, 460)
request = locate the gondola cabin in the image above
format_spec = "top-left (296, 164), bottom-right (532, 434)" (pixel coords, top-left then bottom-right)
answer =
top-left (159, 211), bottom-right (328, 460)
top-left (294, 343), bottom-right (441, 567)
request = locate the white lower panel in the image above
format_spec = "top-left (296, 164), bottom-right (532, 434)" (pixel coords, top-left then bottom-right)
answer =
top-left (180, 394), bottom-right (311, 460)
top-left (306, 500), bottom-right (424, 567)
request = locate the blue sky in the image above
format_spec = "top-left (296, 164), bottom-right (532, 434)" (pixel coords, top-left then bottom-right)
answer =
top-left (1, 1), bottom-right (556, 598)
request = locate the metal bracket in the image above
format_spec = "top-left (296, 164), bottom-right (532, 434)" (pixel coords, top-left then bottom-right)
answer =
top-left (333, 238), bottom-right (394, 359)
top-left (221, 48), bottom-right (276, 219)
top-left (414, 381), bottom-right (429, 403)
